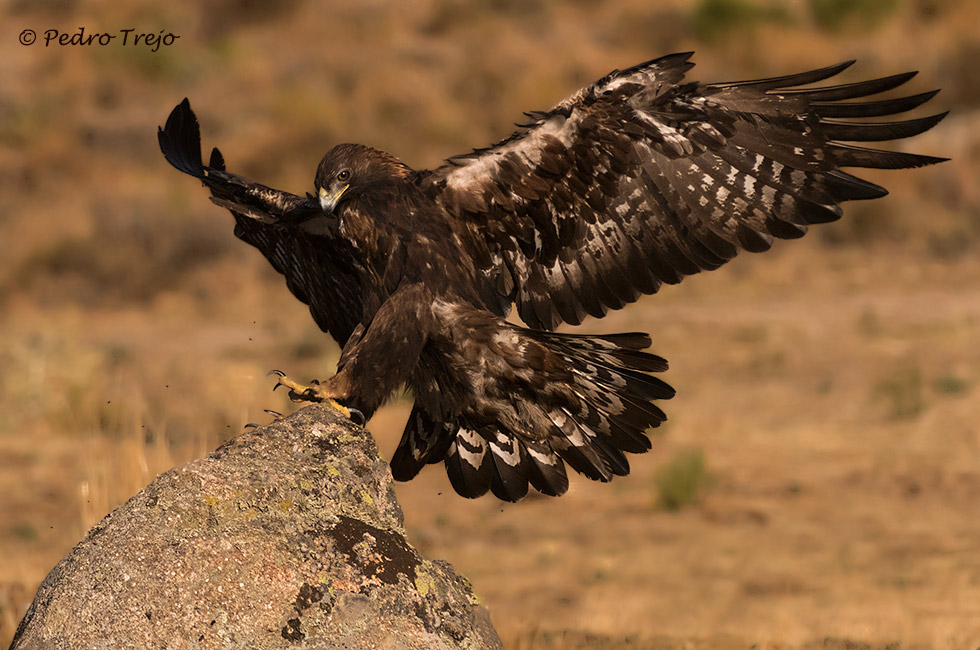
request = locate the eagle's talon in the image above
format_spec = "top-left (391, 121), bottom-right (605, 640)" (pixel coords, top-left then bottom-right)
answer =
top-left (266, 371), bottom-right (355, 424)
top-left (268, 369), bottom-right (287, 393)
top-left (348, 408), bottom-right (365, 426)
top-left (244, 409), bottom-right (286, 431)
top-left (267, 370), bottom-right (325, 402)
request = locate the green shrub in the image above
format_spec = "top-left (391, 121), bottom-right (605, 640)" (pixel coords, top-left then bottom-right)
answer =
top-left (654, 449), bottom-right (711, 511)
top-left (809, 0), bottom-right (900, 32)
top-left (933, 374), bottom-right (969, 396)
top-left (691, 0), bottom-right (792, 42)
top-left (873, 366), bottom-right (925, 420)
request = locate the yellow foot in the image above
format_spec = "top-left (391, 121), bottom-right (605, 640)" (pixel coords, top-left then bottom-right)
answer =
top-left (267, 370), bottom-right (362, 423)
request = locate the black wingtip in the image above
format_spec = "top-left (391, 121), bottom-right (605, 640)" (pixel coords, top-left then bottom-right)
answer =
top-left (784, 70), bottom-right (920, 101)
top-left (831, 143), bottom-right (950, 169)
top-left (812, 88), bottom-right (942, 119)
top-left (209, 146), bottom-right (226, 171)
top-left (627, 52), bottom-right (696, 77)
top-left (158, 98), bottom-right (205, 178)
top-left (821, 110), bottom-right (950, 142)
top-left (651, 51), bottom-right (695, 64)
top-left (712, 59), bottom-right (856, 91)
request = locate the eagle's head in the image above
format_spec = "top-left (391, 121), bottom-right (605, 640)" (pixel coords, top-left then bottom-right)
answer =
top-left (314, 143), bottom-right (412, 214)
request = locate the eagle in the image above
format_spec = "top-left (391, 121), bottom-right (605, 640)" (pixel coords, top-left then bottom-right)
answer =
top-left (159, 53), bottom-right (945, 502)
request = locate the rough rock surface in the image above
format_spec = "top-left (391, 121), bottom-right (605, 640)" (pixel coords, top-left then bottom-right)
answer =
top-left (11, 405), bottom-right (502, 650)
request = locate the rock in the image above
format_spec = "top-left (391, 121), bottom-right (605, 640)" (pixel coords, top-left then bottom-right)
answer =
top-left (10, 406), bottom-right (502, 650)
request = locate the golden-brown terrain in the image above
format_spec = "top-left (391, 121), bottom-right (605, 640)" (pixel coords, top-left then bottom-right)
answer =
top-left (2, 1), bottom-right (978, 648)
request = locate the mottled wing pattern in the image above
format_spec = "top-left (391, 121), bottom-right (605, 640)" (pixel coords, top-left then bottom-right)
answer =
top-left (159, 99), bottom-right (364, 345)
top-left (449, 330), bottom-right (672, 501)
top-left (392, 314), bottom-right (673, 501)
top-left (418, 53), bottom-right (947, 330)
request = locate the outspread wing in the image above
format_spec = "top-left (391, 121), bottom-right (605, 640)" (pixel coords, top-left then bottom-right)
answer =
top-left (418, 53), bottom-right (947, 330)
top-left (159, 99), bottom-right (364, 345)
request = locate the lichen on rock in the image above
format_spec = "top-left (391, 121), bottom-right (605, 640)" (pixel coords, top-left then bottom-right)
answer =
top-left (11, 405), bottom-right (501, 650)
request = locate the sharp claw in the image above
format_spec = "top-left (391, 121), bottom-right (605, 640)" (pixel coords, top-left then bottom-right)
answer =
top-left (267, 370), bottom-right (286, 391)
top-left (266, 369), bottom-right (341, 408)
top-left (245, 409), bottom-right (286, 431)
top-left (348, 408), bottom-right (365, 426)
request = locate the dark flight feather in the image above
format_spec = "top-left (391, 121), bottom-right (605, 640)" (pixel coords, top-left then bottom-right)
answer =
top-left (418, 54), bottom-right (947, 331)
top-left (159, 99), bottom-right (364, 346)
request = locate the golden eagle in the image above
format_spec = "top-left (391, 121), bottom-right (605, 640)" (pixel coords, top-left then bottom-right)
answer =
top-left (159, 53), bottom-right (945, 501)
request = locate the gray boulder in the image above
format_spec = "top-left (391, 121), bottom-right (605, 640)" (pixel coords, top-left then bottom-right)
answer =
top-left (11, 405), bottom-right (501, 650)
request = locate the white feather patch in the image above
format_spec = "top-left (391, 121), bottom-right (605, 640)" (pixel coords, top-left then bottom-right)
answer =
top-left (489, 433), bottom-right (521, 467)
top-left (455, 429), bottom-right (487, 469)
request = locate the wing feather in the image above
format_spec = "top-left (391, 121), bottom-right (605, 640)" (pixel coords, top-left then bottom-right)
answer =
top-left (159, 100), bottom-right (365, 345)
top-left (416, 55), bottom-right (946, 329)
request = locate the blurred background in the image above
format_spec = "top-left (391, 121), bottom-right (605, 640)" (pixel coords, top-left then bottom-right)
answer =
top-left (1, 0), bottom-right (978, 647)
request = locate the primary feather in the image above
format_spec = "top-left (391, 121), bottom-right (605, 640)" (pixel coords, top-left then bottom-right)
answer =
top-left (419, 53), bottom-right (947, 330)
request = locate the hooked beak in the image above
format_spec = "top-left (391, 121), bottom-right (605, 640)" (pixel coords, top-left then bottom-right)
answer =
top-left (318, 184), bottom-right (348, 214)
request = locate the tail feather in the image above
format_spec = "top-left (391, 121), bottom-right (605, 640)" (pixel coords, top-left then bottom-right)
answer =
top-left (488, 432), bottom-right (530, 501)
top-left (548, 409), bottom-right (614, 482)
top-left (523, 438), bottom-right (569, 496)
top-left (394, 326), bottom-right (673, 501)
top-left (606, 418), bottom-right (653, 454)
top-left (538, 329), bottom-right (673, 487)
top-left (529, 330), bottom-right (669, 372)
top-left (567, 386), bottom-right (665, 451)
top-left (390, 404), bottom-right (455, 481)
top-left (583, 421), bottom-right (631, 476)
top-left (445, 429), bottom-right (494, 499)
top-left (532, 330), bottom-right (652, 349)
top-left (566, 353), bottom-right (674, 401)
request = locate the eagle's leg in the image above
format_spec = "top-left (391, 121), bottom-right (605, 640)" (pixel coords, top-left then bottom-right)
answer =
top-left (268, 283), bottom-right (435, 424)
top-left (267, 370), bottom-right (354, 420)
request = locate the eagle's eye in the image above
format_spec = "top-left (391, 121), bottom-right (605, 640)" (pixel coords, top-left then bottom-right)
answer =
top-left (337, 169), bottom-right (351, 182)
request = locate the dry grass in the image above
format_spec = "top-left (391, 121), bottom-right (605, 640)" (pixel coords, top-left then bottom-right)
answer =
top-left (3, 0), bottom-right (980, 648)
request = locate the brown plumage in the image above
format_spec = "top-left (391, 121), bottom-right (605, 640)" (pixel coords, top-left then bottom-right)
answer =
top-left (159, 53), bottom-right (946, 501)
